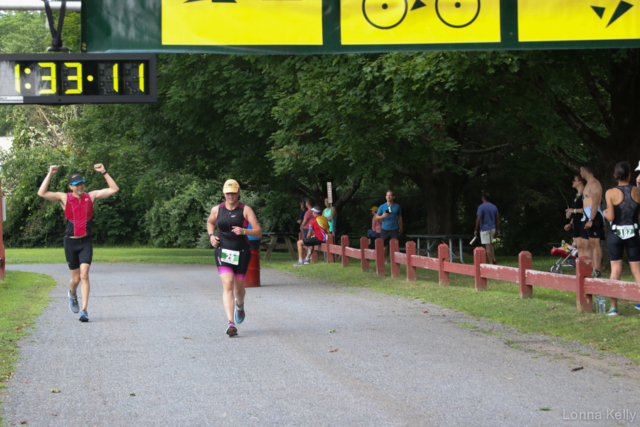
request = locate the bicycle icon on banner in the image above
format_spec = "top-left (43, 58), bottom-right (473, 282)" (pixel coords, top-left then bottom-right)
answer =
top-left (362, 0), bottom-right (480, 30)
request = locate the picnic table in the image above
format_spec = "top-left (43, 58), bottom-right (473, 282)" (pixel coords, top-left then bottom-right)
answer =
top-left (406, 234), bottom-right (474, 264)
top-left (261, 232), bottom-right (298, 261)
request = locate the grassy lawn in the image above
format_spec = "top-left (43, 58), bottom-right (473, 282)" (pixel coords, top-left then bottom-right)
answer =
top-left (7, 247), bottom-right (218, 265)
top-left (264, 252), bottom-right (640, 364)
top-left (0, 271), bottom-right (56, 389)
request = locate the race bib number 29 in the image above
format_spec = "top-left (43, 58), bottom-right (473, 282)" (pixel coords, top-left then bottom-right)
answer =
top-left (221, 249), bottom-right (240, 265)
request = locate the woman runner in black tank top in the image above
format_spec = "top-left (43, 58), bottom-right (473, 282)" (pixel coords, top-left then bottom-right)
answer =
top-left (206, 179), bottom-right (262, 336)
top-left (603, 162), bottom-right (640, 315)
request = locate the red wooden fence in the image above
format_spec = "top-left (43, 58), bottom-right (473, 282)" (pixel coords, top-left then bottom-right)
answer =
top-left (309, 235), bottom-right (640, 314)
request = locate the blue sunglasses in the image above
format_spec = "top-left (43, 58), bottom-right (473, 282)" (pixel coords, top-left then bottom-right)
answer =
top-left (70, 180), bottom-right (86, 186)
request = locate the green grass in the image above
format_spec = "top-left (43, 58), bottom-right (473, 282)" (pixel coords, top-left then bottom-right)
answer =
top-left (0, 271), bottom-right (56, 424)
top-left (263, 252), bottom-right (640, 363)
top-left (7, 247), bottom-right (218, 265)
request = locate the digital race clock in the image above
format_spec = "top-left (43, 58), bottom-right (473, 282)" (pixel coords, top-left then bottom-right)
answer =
top-left (0, 53), bottom-right (156, 105)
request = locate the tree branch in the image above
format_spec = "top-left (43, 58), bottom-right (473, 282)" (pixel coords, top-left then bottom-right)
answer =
top-left (334, 177), bottom-right (362, 211)
top-left (577, 60), bottom-right (613, 134)
top-left (460, 143), bottom-right (511, 154)
top-left (532, 75), bottom-right (606, 150)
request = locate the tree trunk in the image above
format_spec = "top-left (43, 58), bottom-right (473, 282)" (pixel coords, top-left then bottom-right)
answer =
top-left (412, 171), bottom-right (467, 235)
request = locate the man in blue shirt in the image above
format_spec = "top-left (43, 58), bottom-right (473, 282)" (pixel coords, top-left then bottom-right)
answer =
top-left (474, 193), bottom-right (500, 264)
top-left (376, 190), bottom-right (403, 259)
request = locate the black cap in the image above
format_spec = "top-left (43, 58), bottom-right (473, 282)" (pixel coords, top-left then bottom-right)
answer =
top-left (68, 173), bottom-right (86, 185)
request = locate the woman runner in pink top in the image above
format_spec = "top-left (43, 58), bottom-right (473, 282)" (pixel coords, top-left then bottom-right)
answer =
top-left (37, 164), bottom-right (119, 322)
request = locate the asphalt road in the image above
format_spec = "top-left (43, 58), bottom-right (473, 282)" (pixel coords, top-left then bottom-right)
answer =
top-left (2, 263), bottom-right (639, 427)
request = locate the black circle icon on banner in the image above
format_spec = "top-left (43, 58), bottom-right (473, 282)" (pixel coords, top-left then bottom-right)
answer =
top-left (363, 0), bottom-right (408, 29)
top-left (435, 0), bottom-right (480, 28)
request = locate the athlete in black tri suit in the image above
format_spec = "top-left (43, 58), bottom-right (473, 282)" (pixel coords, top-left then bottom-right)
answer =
top-left (206, 179), bottom-right (262, 336)
top-left (603, 161), bottom-right (640, 316)
top-left (37, 164), bottom-right (119, 322)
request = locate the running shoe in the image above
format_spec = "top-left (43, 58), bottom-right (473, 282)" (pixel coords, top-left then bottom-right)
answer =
top-left (79, 309), bottom-right (89, 322)
top-left (68, 290), bottom-right (79, 314)
top-left (226, 322), bottom-right (238, 337)
top-left (607, 308), bottom-right (618, 316)
top-left (234, 300), bottom-right (245, 324)
top-left (303, 258), bottom-right (310, 265)
top-left (293, 261), bottom-right (304, 267)
top-left (635, 304), bottom-right (640, 313)
top-left (592, 270), bottom-right (602, 278)
top-left (492, 259), bottom-right (497, 265)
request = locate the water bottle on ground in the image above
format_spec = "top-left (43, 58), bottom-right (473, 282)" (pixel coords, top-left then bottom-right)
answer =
top-left (595, 295), bottom-right (605, 313)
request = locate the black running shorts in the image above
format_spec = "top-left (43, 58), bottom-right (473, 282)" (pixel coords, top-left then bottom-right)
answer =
top-left (607, 230), bottom-right (640, 262)
top-left (380, 228), bottom-right (400, 247)
top-left (581, 212), bottom-right (604, 240)
top-left (573, 220), bottom-right (584, 239)
top-left (303, 237), bottom-right (323, 247)
top-left (215, 247), bottom-right (252, 277)
top-left (64, 236), bottom-right (93, 270)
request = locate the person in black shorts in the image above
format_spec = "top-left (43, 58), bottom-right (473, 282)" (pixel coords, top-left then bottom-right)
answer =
top-left (565, 175), bottom-right (586, 256)
top-left (603, 162), bottom-right (640, 316)
top-left (294, 207), bottom-right (329, 266)
top-left (37, 164), bottom-right (119, 322)
top-left (375, 190), bottom-right (403, 261)
top-left (207, 179), bottom-right (262, 336)
top-left (580, 164), bottom-right (605, 277)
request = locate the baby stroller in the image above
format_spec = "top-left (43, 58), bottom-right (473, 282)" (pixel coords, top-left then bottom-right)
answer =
top-left (550, 246), bottom-right (578, 274)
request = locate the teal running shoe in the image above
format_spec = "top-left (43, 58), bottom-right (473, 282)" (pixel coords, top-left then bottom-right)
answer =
top-left (68, 291), bottom-right (79, 314)
top-left (234, 300), bottom-right (245, 324)
top-left (79, 309), bottom-right (89, 322)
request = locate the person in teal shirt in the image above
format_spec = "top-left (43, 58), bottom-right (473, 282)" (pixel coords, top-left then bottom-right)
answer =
top-left (323, 197), bottom-right (337, 235)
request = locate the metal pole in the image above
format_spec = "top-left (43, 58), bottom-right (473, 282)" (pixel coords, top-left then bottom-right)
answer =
top-left (0, 1), bottom-right (81, 12)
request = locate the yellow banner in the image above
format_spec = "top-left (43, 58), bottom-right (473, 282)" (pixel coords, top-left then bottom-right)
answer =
top-left (519, 0), bottom-right (640, 42)
top-left (341, 0), bottom-right (501, 45)
top-left (162, 0), bottom-right (323, 45)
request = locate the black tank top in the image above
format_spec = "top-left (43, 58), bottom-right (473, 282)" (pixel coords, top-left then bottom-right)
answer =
top-left (217, 203), bottom-right (250, 251)
top-left (570, 194), bottom-right (583, 223)
top-left (612, 185), bottom-right (640, 227)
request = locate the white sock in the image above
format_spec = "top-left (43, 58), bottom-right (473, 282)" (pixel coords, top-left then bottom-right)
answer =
top-left (299, 258), bottom-right (303, 262)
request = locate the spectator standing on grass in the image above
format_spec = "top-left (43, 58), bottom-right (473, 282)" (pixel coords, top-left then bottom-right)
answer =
top-left (300, 198), bottom-right (314, 237)
top-left (376, 190), bottom-right (403, 261)
top-left (636, 162), bottom-right (640, 314)
top-left (323, 197), bottom-right (337, 236)
top-left (367, 206), bottom-right (382, 248)
top-left (474, 193), bottom-right (500, 265)
top-left (297, 202), bottom-right (307, 227)
top-left (603, 162), bottom-right (640, 316)
top-left (565, 175), bottom-right (586, 258)
top-left (580, 164), bottom-right (604, 278)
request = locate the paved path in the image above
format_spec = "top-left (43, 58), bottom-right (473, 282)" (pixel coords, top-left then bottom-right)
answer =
top-left (2, 264), bottom-right (639, 426)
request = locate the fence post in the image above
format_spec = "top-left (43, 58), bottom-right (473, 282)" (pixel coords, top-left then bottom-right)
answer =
top-left (518, 251), bottom-right (533, 298)
top-left (406, 241), bottom-right (417, 282)
top-left (438, 244), bottom-right (449, 286)
top-left (360, 237), bottom-right (369, 272)
top-left (341, 235), bottom-right (350, 268)
top-left (474, 247), bottom-right (487, 291)
top-left (311, 245), bottom-right (319, 263)
top-left (326, 234), bottom-right (335, 263)
top-left (390, 239), bottom-right (400, 278)
top-left (375, 238), bottom-right (385, 277)
top-left (576, 256), bottom-right (593, 313)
